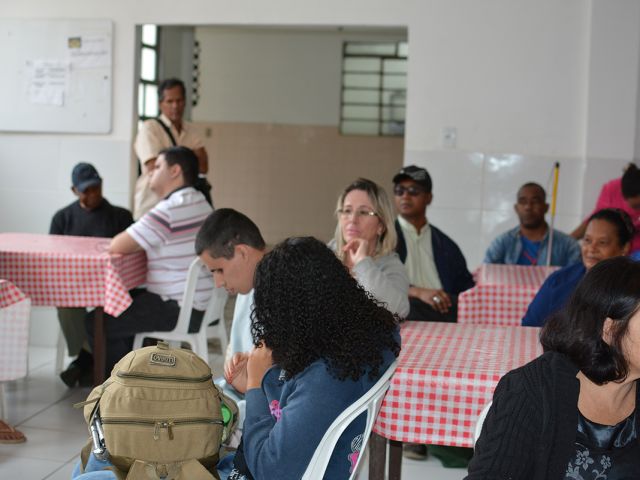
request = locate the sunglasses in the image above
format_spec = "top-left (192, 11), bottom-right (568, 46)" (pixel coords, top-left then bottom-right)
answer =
top-left (394, 185), bottom-right (425, 197)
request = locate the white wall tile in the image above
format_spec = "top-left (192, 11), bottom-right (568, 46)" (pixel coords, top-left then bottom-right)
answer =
top-left (552, 213), bottom-right (582, 236)
top-left (427, 207), bottom-right (483, 271)
top-left (404, 150), bottom-right (485, 209)
top-left (481, 154), bottom-right (583, 217)
top-left (483, 154), bottom-right (558, 211)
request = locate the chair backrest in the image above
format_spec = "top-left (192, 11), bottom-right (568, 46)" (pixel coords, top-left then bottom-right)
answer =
top-left (200, 287), bottom-right (228, 334)
top-left (301, 360), bottom-right (398, 480)
top-left (173, 257), bottom-right (209, 334)
top-left (473, 401), bottom-right (492, 447)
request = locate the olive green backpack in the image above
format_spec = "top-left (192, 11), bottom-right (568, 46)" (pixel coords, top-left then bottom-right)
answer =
top-left (76, 341), bottom-right (238, 480)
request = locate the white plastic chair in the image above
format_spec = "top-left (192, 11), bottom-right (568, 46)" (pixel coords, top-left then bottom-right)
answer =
top-left (132, 258), bottom-right (228, 362)
top-left (301, 360), bottom-right (398, 480)
top-left (55, 330), bottom-right (67, 374)
top-left (473, 401), bottom-right (492, 447)
top-left (205, 292), bottom-right (229, 354)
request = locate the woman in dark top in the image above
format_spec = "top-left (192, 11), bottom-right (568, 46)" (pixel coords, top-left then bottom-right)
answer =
top-left (467, 256), bottom-right (640, 480)
top-left (522, 208), bottom-right (633, 327)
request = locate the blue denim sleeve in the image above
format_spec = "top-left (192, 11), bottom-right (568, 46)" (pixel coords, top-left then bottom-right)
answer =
top-left (72, 453), bottom-right (117, 479)
top-left (483, 235), bottom-right (506, 264)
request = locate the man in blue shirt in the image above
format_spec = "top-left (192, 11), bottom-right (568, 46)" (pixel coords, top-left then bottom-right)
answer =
top-left (484, 182), bottom-right (580, 267)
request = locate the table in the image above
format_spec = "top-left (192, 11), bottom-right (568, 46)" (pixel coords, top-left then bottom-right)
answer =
top-left (0, 233), bottom-right (146, 384)
top-left (369, 321), bottom-right (542, 479)
top-left (0, 280), bottom-right (31, 382)
top-left (457, 264), bottom-right (558, 326)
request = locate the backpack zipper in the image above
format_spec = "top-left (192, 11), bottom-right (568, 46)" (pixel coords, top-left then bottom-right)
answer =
top-left (101, 417), bottom-right (223, 440)
top-left (115, 371), bottom-right (213, 383)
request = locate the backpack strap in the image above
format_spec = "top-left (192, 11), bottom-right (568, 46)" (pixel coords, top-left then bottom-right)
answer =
top-left (152, 117), bottom-right (177, 146)
top-left (125, 459), bottom-right (217, 480)
top-left (136, 117), bottom-right (177, 177)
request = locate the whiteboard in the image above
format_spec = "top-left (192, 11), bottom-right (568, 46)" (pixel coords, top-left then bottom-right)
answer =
top-left (0, 19), bottom-right (112, 134)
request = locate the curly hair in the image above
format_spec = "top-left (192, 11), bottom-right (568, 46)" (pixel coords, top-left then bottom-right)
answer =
top-left (540, 256), bottom-right (640, 384)
top-left (251, 236), bottom-right (400, 381)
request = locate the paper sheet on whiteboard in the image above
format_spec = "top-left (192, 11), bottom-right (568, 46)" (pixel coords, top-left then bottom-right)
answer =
top-left (67, 35), bottom-right (111, 69)
top-left (27, 59), bottom-right (69, 107)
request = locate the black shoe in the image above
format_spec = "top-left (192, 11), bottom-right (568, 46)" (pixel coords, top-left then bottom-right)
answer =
top-left (78, 369), bottom-right (94, 387)
top-left (75, 349), bottom-right (94, 370)
top-left (59, 349), bottom-right (94, 388)
top-left (59, 362), bottom-right (82, 388)
top-left (403, 443), bottom-right (428, 461)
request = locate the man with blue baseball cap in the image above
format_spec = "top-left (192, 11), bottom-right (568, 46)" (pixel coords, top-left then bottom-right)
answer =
top-left (50, 162), bottom-right (133, 387)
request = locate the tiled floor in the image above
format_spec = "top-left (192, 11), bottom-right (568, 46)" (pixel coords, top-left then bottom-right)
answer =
top-left (0, 346), bottom-right (466, 480)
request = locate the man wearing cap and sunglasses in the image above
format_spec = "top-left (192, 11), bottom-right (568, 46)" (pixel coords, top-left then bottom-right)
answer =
top-left (392, 165), bottom-right (476, 463)
top-left (50, 163), bottom-right (133, 387)
top-left (392, 165), bottom-right (474, 323)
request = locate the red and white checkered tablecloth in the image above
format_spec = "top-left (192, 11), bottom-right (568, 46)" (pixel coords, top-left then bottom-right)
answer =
top-left (0, 278), bottom-right (27, 308)
top-left (0, 233), bottom-right (147, 317)
top-left (0, 279), bottom-right (31, 381)
top-left (458, 264), bottom-right (558, 326)
top-left (373, 321), bottom-right (542, 447)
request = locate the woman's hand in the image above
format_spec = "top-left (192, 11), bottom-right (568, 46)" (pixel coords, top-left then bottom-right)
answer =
top-left (246, 343), bottom-right (274, 391)
top-left (224, 352), bottom-right (249, 394)
top-left (342, 238), bottom-right (370, 270)
top-left (410, 286), bottom-right (452, 313)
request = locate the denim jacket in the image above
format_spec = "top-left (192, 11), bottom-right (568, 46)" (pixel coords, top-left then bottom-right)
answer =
top-left (483, 226), bottom-right (581, 267)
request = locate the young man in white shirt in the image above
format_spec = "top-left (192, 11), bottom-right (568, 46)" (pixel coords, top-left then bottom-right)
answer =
top-left (87, 146), bottom-right (214, 375)
top-left (195, 208), bottom-right (267, 394)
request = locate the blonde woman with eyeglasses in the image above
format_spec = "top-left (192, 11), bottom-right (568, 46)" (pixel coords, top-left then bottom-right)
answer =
top-left (330, 178), bottom-right (410, 318)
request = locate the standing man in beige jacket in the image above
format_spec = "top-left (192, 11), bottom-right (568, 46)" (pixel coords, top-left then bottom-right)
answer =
top-left (133, 78), bottom-right (209, 219)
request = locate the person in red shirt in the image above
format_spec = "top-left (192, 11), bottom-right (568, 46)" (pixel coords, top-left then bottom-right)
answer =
top-left (572, 163), bottom-right (640, 254)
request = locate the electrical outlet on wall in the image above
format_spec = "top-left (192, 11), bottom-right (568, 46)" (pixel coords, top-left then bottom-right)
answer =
top-left (442, 126), bottom-right (457, 149)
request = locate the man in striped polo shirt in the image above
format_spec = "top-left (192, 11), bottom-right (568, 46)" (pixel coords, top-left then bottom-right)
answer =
top-left (87, 146), bottom-right (214, 375)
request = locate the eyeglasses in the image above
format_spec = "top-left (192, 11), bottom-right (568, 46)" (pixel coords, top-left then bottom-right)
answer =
top-left (393, 185), bottom-right (425, 197)
top-left (337, 207), bottom-right (379, 219)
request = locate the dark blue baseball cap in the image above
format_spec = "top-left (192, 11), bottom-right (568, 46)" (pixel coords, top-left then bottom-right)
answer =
top-left (393, 165), bottom-right (432, 192)
top-left (72, 163), bottom-right (102, 193)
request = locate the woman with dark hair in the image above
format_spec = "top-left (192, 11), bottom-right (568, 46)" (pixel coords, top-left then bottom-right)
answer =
top-left (522, 208), bottom-right (633, 326)
top-left (571, 163), bottom-right (640, 254)
top-left (331, 178), bottom-right (410, 317)
top-left (222, 237), bottom-right (400, 480)
top-left (467, 257), bottom-right (640, 479)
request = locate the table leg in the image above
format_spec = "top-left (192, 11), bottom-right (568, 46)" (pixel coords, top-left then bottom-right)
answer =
top-left (389, 440), bottom-right (403, 480)
top-left (93, 307), bottom-right (105, 385)
top-left (369, 433), bottom-right (387, 480)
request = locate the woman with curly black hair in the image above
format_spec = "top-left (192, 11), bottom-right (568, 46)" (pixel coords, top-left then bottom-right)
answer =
top-left (223, 236), bottom-right (400, 480)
